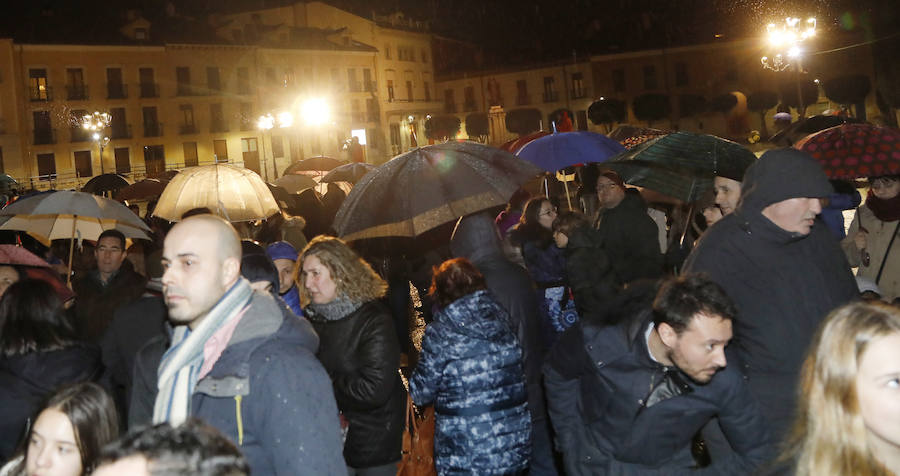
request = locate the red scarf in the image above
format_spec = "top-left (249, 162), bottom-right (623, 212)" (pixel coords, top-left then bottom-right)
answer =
top-left (865, 189), bottom-right (900, 222)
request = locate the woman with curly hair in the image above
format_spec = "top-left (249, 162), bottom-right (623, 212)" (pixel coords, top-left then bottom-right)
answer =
top-left (787, 301), bottom-right (900, 476)
top-left (410, 258), bottom-right (531, 475)
top-left (296, 236), bottom-right (406, 476)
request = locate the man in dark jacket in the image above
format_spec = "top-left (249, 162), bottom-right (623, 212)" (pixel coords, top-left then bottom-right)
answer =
top-left (544, 275), bottom-right (773, 475)
top-left (593, 171), bottom-right (664, 285)
top-left (451, 212), bottom-right (558, 475)
top-left (73, 229), bottom-right (147, 342)
top-left (129, 215), bottom-right (344, 475)
top-left (552, 211), bottom-right (617, 321)
top-left (683, 148), bottom-right (858, 444)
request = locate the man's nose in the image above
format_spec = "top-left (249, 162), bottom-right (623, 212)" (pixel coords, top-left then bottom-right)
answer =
top-left (810, 198), bottom-right (823, 215)
top-left (712, 348), bottom-right (727, 368)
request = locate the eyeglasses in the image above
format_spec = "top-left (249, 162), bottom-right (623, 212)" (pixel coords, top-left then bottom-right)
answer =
top-left (597, 183), bottom-right (620, 191)
top-left (539, 206), bottom-right (558, 217)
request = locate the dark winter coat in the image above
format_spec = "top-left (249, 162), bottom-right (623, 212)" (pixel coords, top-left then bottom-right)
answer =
top-left (564, 224), bottom-right (618, 320)
top-left (0, 344), bottom-right (101, 461)
top-left (306, 300), bottom-right (406, 469)
top-left (683, 148), bottom-right (858, 440)
top-left (410, 290), bottom-right (531, 475)
top-left (593, 190), bottom-right (663, 285)
top-left (544, 290), bottom-right (774, 475)
top-left (129, 291), bottom-right (345, 476)
top-left (509, 226), bottom-right (566, 286)
top-left (72, 262), bottom-right (147, 342)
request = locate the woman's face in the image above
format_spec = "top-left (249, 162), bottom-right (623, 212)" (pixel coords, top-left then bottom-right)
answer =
top-left (856, 333), bottom-right (900, 462)
top-left (26, 408), bottom-right (82, 476)
top-left (536, 201), bottom-right (557, 230)
top-left (0, 266), bottom-right (19, 297)
top-left (870, 176), bottom-right (900, 201)
top-left (300, 255), bottom-right (338, 305)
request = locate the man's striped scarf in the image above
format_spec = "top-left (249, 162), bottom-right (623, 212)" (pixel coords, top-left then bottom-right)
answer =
top-left (152, 278), bottom-right (253, 425)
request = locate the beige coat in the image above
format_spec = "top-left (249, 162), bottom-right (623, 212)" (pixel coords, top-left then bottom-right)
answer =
top-left (842, 205), bottom-right (900, 301)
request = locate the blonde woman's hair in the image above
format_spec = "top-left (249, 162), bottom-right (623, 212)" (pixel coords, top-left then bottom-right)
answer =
top-left (788, 301), bottom-right (900, 476)
top-left (294, 236), bottom-right (387, 307)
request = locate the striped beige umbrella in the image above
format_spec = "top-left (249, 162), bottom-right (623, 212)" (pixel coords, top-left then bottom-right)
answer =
top-left (153, 164), bottom-right (279, 222)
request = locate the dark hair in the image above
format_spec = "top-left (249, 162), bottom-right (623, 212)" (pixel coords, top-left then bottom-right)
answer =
top-left (0, 279), bottom-right (78, 356)
top-left (652, 274), bottom-right (737, 334)
top-left (510, 197), bottom-right (553, 246)
top-left (240, 239), bottom-right (266, 257)
top-left (506, 188), bottom-right (531, 213)
top-left (429, 258), bottom-right (487, 309)
top-left (241, 254), bottom-right (280, 294)
top-left (551, 210), bottom-right (590, 237)
top-left (181, 207), bottom-right (213, 219)
top-left (97, 229), bottom-right (126, 250)
top-left (97, 419), bottom-right (248, 476)
top-left (24, 383), bottom-right (119, 474)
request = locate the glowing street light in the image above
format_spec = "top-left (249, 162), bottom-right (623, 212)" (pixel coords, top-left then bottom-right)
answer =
top-left (82, 111), bottom-right (111, 175)
top-left (761, 17), bottom-right (816, 72)
top-left (257, 111), bottom-right (294, 181)
top-left (300, 98), bottom-right (330, 126)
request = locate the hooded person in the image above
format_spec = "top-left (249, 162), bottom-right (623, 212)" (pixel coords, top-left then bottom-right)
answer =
top-left (450, 211), bottom-right (558, 476)
top-left (265, 241), bottom-right (303, 316)
top-left (683, 148), bottom-right (858, 444)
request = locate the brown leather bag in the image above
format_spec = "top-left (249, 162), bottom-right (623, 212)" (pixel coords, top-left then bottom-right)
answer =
top-left (396, 394), bottom-right (436, 476)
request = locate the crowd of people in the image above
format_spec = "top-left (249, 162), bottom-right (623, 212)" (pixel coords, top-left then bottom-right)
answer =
top-left (0, 145), bottom-right (897, 476)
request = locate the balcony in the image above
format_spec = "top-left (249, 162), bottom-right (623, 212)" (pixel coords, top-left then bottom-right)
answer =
top-left (179, 124), bottom-right (197, 135)
top-left (176, 85), bottom-right (195, 97)
top-left (143, 123), bottom-right (164, 137)
top-left (70, 128), bottom-right (91, 142)
top-left (516, 95), bottom-right (530, 106)
top-left (107, 83), bottom-right (128, 99)
top-left (110, 124), bottom-right (132, 139)
top-left (543, 91), bottom-right (559, 103)
top-left (30, 86), bottom-right (53, 102)
top-left (139, 83), bottom-right (159, 98)
top-left (348, 81), bottom-right (363, 93)
top-left (365, 81), bottom-right (377, 92)
top-left (570, 88), bottom-right (589, 100)
top-left (66, 85), bottom-right (89, 101)
top-left (210, 122), bottom-right (229, 133)
top-left (237, 83), bottom-right (251, 95)
top-left (33, 128), bottom-right (56, 145)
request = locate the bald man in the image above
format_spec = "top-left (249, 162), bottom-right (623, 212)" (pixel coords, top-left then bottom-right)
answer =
top-left (128, 215), bottom-right (345, 475)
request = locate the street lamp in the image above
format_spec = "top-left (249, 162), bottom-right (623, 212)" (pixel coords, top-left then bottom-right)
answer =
top-left (82, 111), bottom-right (111, 175)
top-left (761, 17), bottom-right (816, 117)
top-left (300, 98), bottom-right (330, 126)
top-left (257, 111), bottom-right (294, 181)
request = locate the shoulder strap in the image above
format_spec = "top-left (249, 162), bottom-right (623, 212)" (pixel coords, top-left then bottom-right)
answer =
top-left (875, 221), bottom-right (900, 285)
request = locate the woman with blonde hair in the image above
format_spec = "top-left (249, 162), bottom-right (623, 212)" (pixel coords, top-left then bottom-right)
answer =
top-left (296, 236), bottom-right (406, 476)
top-left (788, 301), bottom-right (900, 476)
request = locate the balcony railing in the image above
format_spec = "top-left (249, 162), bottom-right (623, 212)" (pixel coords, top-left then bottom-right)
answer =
top-left (210, 122), bottom-right (229, 133)
top-left (30, 86), bottom-right (53, 102)
top-left (107, 83), bottom-right (128, 99)
top-left (348, 81), bottom-right (363, 92)
top-left (66, 85), bottom-right (89, 101)
top-left (70, 128), bottom-right (91, 142)
top-left (570, 88), bottom-right (589, 100)
top-left (110, 124), bottom-right (132, 139)
top-left (139, 83), bottom-right (159, 98)
top-left (33, 128), bottom-right (56, 145)
top-left (543, 91), bottom-right (559, 103)
top-left (179, 124), bottom-right (197, 135)
top-left (143, 123), bottom-right (164, 137)
top-left (365, 81), bottom-right (377, 92)
top-left (176, 85), bottom-right (194, 96)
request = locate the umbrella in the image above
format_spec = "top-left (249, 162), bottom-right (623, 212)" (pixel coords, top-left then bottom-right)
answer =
top-left (0, 190), bottom-right (152, 283)
top-left (604, 132), bottom-right (757, 202)
top-left (621, 130), bottom-right (669, 149)
top-left (770, 114), bottom-right (863, 147)
top-left (153, 164), bottom-right (279, 222)
top-left (283, 156), bottom-right (347, 174)
top-left (266, 183), bottom-right (294, 210)
top-left (321, 163), bottom-right (376, 184)
top-left (81, 173), bottom-right (131, 195)
top-left (333, 141), bottom-right (542, 241)
top-left (516, 131), bottom-right (625, 172)
top-left (793, 123), bottom-right (900, 180)
top-left (0, 174), bottom-right (18, 195)
top-left (151, 169), bottom-right (180, 181)
top-left (607, 125), bottom-right (668, 142)
top-left (0, 244), bottom-right (50, 267)
top-left (115, 178), bottom-right (167, 201)
top-left (273, 174), bottom-right (318, 194)
top-left (498, 131), bottom-right (551, 154)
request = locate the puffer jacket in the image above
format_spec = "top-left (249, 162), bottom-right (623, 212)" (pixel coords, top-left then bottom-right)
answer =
top-left (410, 290), bottom-right (531, 476)
top-left (307, 300), bottom-right (406, 468)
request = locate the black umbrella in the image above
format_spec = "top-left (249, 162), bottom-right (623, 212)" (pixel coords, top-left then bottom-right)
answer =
top-left (770, 114), bottom-right (863, 146)
top-left (283, 156), bottom-right (347, 174)
top-left (321, 163), bottom-right (376, 184)
top-left (81, 173), bottom-right (131, 196)
top-left (333, 142), bottom-right (541, 241)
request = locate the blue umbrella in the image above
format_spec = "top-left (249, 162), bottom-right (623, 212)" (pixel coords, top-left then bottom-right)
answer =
top-left (515, 131), bottom-right (625, 172)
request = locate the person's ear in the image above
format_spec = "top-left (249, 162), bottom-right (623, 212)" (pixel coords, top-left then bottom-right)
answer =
top-left (221, 256), bottom-right (241, 285)
top-left (658, 322), bottom-right (679, 348)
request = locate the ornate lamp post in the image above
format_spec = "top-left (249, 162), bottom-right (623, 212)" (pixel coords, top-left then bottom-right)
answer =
top-left (257, 111), bottom-right (294, 180)
top-left (761, 17), bottom-right (816, 117)
top-left (82, 111), bottom-right (111, 175)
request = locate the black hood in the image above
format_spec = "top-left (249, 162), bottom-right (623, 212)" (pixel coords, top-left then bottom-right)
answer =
top-left (736, 148), bottom-right (833, 216)
top-left (450, 211), bottom-right (504, 263)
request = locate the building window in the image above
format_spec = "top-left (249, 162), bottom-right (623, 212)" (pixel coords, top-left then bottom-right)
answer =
top-left (29, 69), bottom-right (50, 101)
top-left (110, 108), bottom-right (129, 139)
top-left (351, 100), bottom-right (363, 123)
top-left (406, 81), bottom-right (414, 101)
top-left (675, 62), bottom-right (689, 87)
top-left (114, 147), bottom-right (130, 173)
top-left (142, 107), bottom-right (161, 137)
top-left (389, 123), bottom-right (401, 153)
top-left (348, 69), bottom-right (359, 92)
top-left (271, 135), bottom-right (284, 158)
top-left (176, 67), bottom-right (191, 96)
top-left (74, 150), bottom-right (92, 178)
top-left (207, 67), bottom-right (221, 93)
top-left (283, 68), bottom-right (294, 88)
top-left (363, 69), bottom-right (373, 92)
top-left (643, 65), bottom-right (657, 90)
top-left (444, 89), bottom-right (456, 113)
top-left (387, 80), bottom-right (395, 101)
top-left (265, 68), bottom-right (276, 84)
top-left (516, 80), bottom-right (529, 105)
top-left (464, 86), bottom-right (476, 112)
top-left (106, 68), bottom-right (126, 99)
top-left (237, 67), bottom-right (250, 94)
top-left (139, 67), bottom-right (157, 98)
top-left (612, 69), bottom-right (625, 93)
top-left (421, 49), bottom-right (428, 63)
top-left (424, 81), bottom-right (431, 102)
top-left (210, 103), bottom-right (227, 133)
top-left (37, 153), bottom-right (56, 180)
top-left (366, 98), bottom-right (378, 122)
top-left (213, 139), bottom-right (228, 162)
top-left (179, 104), bottom-right (195, 134)
top-left (69, 109), bottom-right (90, 142)
top-left (143, 145), bottom-right (166, 175)
top-left (240, 102), bottom-right (253, 131)
top-left (543, 77), bottom-right (558, 103)
top-left (241, 138), bottom-right (260, 175)
top-left (384, 45), bottom-right (392, 59)
top-left (33, 111), bottom-right (54, 145)
top-left (571, 72), bottom-right (585, 99)
top-left (183, 142), bottom-right (198, 167)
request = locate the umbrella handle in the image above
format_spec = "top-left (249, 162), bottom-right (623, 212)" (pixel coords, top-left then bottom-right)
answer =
top-left (67, 214), bottom-right (77, 288)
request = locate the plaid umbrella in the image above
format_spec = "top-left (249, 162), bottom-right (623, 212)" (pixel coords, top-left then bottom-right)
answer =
top-left (793, 123), bottom-right (900, 179)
